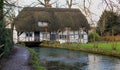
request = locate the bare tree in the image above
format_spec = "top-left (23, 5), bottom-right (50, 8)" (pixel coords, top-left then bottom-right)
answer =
top-left (31, 0), bottom-right (58, 8)
top-left (100, 0), bottom-right (120, 13)
top-left (65, 0), bottom-right (78, 8)
top-left (54, 0), bottom-right (60, 8)
top-left (37, 0), bottom-right (50, 7)
top-left (78, 0), bottom-right (96, 26)
top-left (66, 0), bottom-right (73, 8)
top-left (4, 0), bottom-right (22, 26)
top-left (4, 0), bottom-right (23, 42)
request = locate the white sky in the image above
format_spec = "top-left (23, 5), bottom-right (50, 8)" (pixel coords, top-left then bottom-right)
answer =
top-left (11, 0), bottom-right (120, 25)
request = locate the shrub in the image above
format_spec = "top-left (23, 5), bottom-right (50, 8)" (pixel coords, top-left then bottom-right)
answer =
top-left (0, 21), bottom-right (5, 45)
top-left (88, 32), bottom-right (100, 42)
top-left (0, 21), bottom-right (13, 56)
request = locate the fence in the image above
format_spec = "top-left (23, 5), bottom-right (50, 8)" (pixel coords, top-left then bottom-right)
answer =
top-left (0, 44), bottom-right (4, 58)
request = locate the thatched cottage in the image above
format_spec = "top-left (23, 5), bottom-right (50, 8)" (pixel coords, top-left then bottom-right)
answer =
top-left (13, 7), bottom-right (90, 43)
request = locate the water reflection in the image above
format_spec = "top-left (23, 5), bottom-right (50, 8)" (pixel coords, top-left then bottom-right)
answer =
top-left (86, 54), bottom-right (120, 70)
top-left (34, 47), bottom-right (120, 70)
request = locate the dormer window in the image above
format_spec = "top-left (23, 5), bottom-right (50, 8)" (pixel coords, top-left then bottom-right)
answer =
top-left (38, 22), bottom-right (48, 27)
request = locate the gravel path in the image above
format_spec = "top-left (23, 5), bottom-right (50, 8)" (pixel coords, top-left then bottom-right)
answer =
top-left (2, 46), bottom-right (33, 70)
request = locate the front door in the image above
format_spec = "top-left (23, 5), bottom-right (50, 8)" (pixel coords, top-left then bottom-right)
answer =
top-left (34, 32), bottom-right (40, 41)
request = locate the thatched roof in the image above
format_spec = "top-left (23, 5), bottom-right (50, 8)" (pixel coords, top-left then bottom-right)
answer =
top-left (14, 7), bottom-right (90, 32)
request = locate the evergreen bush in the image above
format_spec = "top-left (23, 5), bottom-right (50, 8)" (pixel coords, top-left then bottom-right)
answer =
top-left (88, 32), bottom-right (100, 42)
top-left (0, 21), bottom-right (13, 56)
top-left (0, 21), bottom-right (5, 56)
top-left (4, 29), bottom-right (13, 55)
top-left (0, 21), bottom-right (5, 45)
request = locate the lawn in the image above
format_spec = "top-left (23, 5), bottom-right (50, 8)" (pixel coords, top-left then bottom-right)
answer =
top-left (61, 42), bottom-right (120, 51)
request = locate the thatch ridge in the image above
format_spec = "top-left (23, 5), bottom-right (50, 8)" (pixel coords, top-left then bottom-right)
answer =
top-left (14, 7), bottom-right (90, 32)
top-left (23, 7), bottom-right (81, 12)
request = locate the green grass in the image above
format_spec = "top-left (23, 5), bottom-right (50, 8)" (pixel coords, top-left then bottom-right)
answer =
top-left (61, 42), bottom-right (120, 51)
top-left (16, 44), bottom-right (46, 70)
top-left (41, 41), bottom-right (120, 58)
top-left (28, 48), bottom-right (46, 70)
top-left (43, 41), bottom-right (120, 58)
top-left (40, 40), bottom-right (120, 51)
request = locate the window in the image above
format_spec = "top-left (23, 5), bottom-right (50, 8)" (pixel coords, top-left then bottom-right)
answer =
top-left (60, 35), bottom-right (66, 39)
top-left (38, 22), bottom-right (48, 27)
top-left (26, 32), bottom-right (32, 37)
top-left (82, 34), bottom-right (84, 38)
top-left (60, 35), bottom-right (62, 39)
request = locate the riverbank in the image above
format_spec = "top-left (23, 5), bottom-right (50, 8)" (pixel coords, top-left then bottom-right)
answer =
top-left (40, 41), bottom-right (120, 58)
top-left (28, 48), bottom-right (46, 70)
top-left (33, 47), bottom-right (120, 70)
top-left (16, 44), bottom-right (46, 70)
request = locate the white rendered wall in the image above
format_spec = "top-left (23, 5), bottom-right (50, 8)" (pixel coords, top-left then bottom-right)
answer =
top-left (13, 27), bottom-right (18, 43)
top-left (19, 32), bottom-right (34, 42)
top-left (57, 31), bottom-right (88, 44)
top-left (13, 30), bottom-right (50, 43)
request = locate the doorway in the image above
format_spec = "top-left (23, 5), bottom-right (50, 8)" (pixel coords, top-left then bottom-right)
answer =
top-left (34, 32), bottom-right (40, 41)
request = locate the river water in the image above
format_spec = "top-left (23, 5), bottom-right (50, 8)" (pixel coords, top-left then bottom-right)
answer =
top-left (34, 47), bottom-right (120, 70)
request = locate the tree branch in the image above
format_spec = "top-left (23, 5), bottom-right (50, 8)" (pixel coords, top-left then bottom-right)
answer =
top-left (37, 0), bottom-right (45, 6)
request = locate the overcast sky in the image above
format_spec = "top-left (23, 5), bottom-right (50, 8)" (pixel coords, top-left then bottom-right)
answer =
top-left (11, 0), bottom-right (119, 25)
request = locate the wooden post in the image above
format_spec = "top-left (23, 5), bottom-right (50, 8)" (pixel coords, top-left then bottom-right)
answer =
top-left (66, 27), bottom-right (68, 43)
top-left (28, 32), bottom-right (30, 41)
top-left (57, 29), bottom-right (60, 41)
top-left (45, 27), bottom-right (47, 40)
top-left (112, 28), bottom-right (116, 50)
top-left (42, 32), bottom-right (44, 40)
top-left (73, 30), bottom-right (75, 41)
top-left (93, 27), bottom-right (98, 48)
top-left (66, 27), bottom-right (70, 43)
top-left (83, 27), bottom-right (86, 43)
top-left (68, 27), bottom-right (70, 43)
top-left (62, 31), bottom-right (63, 40)
top-left (17, 32), bottom-right (19, 43)
top-left (24, 32), bottom-right (26, 41)
top-left (40, 32), bottom-right (41, 41)
top-left (79, 28), bottom-right (82, 43)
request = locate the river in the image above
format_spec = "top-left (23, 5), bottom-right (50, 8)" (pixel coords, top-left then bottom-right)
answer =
top-left (33, 47), bottom-right (120, 70)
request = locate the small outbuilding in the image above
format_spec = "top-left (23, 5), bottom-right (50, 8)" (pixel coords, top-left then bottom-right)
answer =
top-left (13, 7), bottom-right (90, 43)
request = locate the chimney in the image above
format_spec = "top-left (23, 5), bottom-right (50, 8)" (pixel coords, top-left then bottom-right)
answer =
top-left (45, 0), bottom-right (52, 8)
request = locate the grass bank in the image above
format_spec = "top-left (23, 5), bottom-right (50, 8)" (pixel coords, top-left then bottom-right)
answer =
top-left (28, 48), bottom-right (46, 70)
top-left (40, 41), bottom-right (120, 58)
